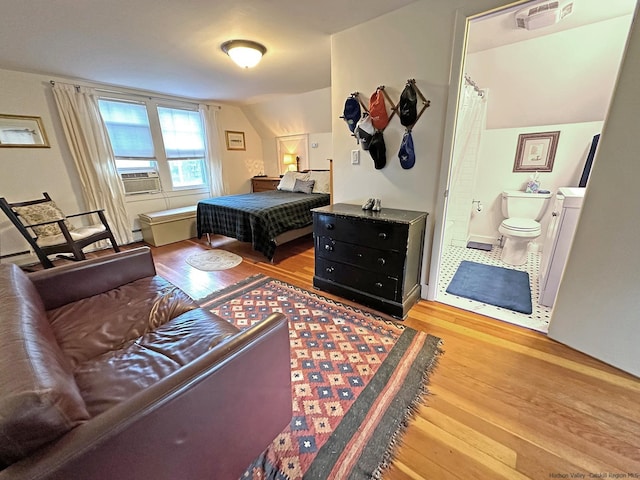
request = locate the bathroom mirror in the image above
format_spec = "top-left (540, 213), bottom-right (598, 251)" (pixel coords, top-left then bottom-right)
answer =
top-left (0, 114), bottom-right (50, 148)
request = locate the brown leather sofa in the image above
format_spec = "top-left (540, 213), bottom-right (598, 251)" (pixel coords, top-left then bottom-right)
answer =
top-left (0, 247), bottom-right (292, 480)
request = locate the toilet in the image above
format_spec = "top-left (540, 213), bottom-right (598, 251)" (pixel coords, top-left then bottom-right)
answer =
top-left (498, 190), bottom-right (552, 265)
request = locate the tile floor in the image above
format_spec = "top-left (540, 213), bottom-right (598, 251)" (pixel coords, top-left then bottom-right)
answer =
top-left (436, 244), bottom-right (552, 333)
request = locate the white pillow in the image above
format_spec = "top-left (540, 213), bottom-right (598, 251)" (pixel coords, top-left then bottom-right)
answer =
top-left (308, 171), bottom-right (331, 194)
top-left (277, 171), bottom-right (309, 192)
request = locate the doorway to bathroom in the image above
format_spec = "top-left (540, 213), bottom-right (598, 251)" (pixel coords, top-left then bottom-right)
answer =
top-left (433, 0), bottom-right (636, 333)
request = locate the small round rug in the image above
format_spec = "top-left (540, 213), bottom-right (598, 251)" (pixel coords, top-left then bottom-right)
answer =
top-left (186, 250), bottom-right (243, 271)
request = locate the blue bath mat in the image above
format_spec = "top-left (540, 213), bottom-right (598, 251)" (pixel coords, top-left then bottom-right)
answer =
top-left (446, 261), bottom-right (532, 314)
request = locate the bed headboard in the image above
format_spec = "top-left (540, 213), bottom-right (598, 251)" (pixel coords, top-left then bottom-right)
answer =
top-left (301, 159), bottom-right (333, 204)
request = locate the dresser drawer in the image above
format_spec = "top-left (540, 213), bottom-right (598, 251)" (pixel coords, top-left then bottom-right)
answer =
top-left (251, 177), bottom-right (281, 192)
top-left (315, 236), bottom-right (405, 276)
top-left (313, 213), bottom-right (408, 251)
top-left (315, 258), bottom-right (399, 301)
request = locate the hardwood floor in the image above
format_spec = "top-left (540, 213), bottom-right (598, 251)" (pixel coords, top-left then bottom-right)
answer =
top-left (57, 237), bottom-right (640, 479)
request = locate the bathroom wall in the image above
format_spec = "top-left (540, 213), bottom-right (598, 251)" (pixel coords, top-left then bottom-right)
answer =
top-left (451, 13), bottom-right (631, 249)
top-left (467, 121), bottom-right (603, 247)
top-left (467, 15), bottom-right (632, 130)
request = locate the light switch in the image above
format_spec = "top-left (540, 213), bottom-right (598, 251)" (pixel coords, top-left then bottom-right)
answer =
top-left (351, 150), bottom-right (360, 165)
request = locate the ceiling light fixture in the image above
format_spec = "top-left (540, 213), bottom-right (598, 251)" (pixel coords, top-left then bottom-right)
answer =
top-left (221, 40), bottom-right (267, 68)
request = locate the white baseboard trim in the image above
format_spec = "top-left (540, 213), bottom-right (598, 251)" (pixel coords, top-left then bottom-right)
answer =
top-left (467, 234), bottom-right (499, 245)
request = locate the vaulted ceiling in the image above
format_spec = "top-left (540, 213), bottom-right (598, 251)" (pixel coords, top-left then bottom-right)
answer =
top-left (0, 0), bottom-right (418, 103)
top-left (0, 0), bottom-right (636, 105)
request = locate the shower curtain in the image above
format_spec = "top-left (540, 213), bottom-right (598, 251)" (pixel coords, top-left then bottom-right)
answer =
top-left (446, 78), bottom-right (487, 247)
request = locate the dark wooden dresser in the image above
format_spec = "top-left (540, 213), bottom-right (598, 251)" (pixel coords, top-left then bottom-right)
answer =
top-left (251, 176), bottom-right (281, 192)
top-left (312, 203), bottom-right (427, 319)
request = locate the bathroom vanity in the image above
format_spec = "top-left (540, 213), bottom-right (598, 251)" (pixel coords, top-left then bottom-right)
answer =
top-left (539, 187), bottom-right (586, 307)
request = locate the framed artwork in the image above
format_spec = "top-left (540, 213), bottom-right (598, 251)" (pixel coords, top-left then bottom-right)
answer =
top-left (513, 131), bottom-right (560, 172)
top-left (225, 130), bottom-right (246, 151)
top-left (0, 114), bottom-right (50, 148)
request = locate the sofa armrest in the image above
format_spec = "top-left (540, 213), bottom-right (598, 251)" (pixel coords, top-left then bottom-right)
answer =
top-left (0, 312), bottom-right (292, 480)
top-left (28, 247), bottom-right (156, 310)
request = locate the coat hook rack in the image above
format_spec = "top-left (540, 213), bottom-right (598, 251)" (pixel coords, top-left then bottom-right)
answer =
top-left (350, 91), bottom-right (369, 113)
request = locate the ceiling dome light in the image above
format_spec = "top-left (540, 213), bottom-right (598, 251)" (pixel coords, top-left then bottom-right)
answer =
top-left (221, 40), bottom-right (267, 68)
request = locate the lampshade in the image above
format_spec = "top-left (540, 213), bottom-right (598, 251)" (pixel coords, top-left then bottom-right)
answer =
top-left (283, 153), bottom-right (298, 172)
top-left (221, 40), bottom-right (267, 68)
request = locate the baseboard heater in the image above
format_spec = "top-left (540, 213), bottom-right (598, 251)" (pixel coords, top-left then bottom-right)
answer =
top-left (0, 250), bottom-right (30, 260)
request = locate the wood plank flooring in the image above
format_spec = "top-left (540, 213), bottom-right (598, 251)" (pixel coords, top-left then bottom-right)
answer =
top-left (57, 237), bottom-right (640, 479)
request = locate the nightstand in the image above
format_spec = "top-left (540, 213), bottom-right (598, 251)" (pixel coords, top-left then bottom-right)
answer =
top-left (251, 176), bottom-right (281, 192)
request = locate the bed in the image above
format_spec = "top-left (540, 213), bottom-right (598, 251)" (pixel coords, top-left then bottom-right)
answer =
top-left (197, 168), bottom-right (332, 260)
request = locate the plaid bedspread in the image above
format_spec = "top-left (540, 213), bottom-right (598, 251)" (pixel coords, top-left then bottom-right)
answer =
top-left (197, 191), bottom-right (330, 260)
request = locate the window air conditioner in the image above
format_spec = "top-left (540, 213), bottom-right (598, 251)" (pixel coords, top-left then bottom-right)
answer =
top-left (120, 171), bottom-right (161, 195)
top-left (515, 1), bottom-right (574, 30)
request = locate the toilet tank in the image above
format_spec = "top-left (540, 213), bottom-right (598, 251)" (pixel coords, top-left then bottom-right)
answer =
top-left (501, 190), bottom-right (552, 220)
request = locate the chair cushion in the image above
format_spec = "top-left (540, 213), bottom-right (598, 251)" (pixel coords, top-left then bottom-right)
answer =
top-left (74, 308), bottom-right (239, 416)
top-left (0, 264), bottom-right (89, 466)
top-left (47, 275), bottom-right (200, 368)
top-left (37, 224), bottom-right (106, 247)
top-left (13, 201), bottom-right (76, 237)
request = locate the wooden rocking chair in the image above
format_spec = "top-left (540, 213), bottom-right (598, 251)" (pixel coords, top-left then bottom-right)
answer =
top-left (0, 192), bottom-right (120, 269)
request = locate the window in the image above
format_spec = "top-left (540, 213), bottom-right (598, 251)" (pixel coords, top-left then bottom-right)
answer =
top-left (98, 99), bottom-right (156, 171)
top-left (98, 98), bottom-right (208, 193)
top-left (157, 107), bottom-right (206, 188)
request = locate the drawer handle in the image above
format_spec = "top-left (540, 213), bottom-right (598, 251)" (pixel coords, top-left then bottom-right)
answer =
top-left (326, 223), bottom-right (335, 230)
top-left (378, 232), bottom-right (387, 240)
top-left (325, 244), bottom-right (334, 252)
top-left (377, 257), bottom-right (386, 266)
top-left (375, 282), bottom-right (383, 288)
top-left (326, 266), bottom-right (335, 273)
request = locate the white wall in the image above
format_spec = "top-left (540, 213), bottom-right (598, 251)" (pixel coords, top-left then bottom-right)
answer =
top-left (453, 15), bottom-right (630, 248)
top-left (467, 121), bottom-right (603, 246)
top-left (308, 132), bottom-right (333, 170)
top-left (549, 4), bottom-right (640, 376)
top-left (332, 0), bottom-right (640, 375)
top-left (467, 15), bottom-right (632, 129)
top-left (330, 0), bottom-right (523, 288)
top-left (0, 68), bottom-right (261, 262)
top-left (242, 87), bottom-right (331, 175)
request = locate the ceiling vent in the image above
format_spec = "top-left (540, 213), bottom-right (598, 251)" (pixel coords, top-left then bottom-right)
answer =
top-left (515, 1), bottom-right (574, 30)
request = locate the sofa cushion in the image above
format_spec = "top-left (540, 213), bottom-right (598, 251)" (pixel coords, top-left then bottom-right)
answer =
top-left (74, 309), bottom-right (239, 416)
top-left (48, 275), bottom-right (199, 368)
top-left (0, 264), bottom-right (90, 466)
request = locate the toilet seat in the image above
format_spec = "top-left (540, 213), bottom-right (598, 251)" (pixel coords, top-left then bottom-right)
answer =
top-left (501, 217), bottom-right (540, 233)
top-left (499, 217), bottom-right (541, 240)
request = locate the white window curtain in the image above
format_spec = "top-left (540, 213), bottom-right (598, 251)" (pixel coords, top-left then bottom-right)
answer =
top-left (52, 83), bottom-right (134, 245)
top-left (199, 104), bottom-right (225, 197)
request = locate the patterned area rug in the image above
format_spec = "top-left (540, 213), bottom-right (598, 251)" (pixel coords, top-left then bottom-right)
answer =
top-left (186, 249), bottom-right (243, 271)
top-left (198, 274), bottom-right (442, 480)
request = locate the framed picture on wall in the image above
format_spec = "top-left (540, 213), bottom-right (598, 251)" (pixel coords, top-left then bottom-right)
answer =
top-left (225, 130), bottom-right (246, 151)
top-left (0, 114), bottom-right (50, 148)
top-left (513, 131), bottom-right (560, 172)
